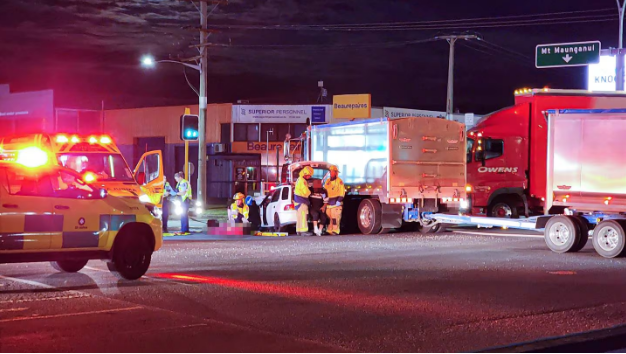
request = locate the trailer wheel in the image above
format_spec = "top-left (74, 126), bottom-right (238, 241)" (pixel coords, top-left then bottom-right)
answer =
top-left (357, 199), bottom-right (382, 234)
top-left (422, 222), bottom-right (446, 234)
top-left (592, 220), bottom-right (626, 258)
top-left (571, 216), bottom-right (590, 252)
top-left (544, 215), bottom-right (581, 253)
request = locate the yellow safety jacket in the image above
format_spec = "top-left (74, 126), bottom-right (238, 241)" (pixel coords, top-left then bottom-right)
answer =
top-left (294, 176), bottom-right (311, 209)
top-left (176, 178), bottom-right (192, 201)
top-left (230, 202), bottom-right (249, 221)
top-left (324, 177), bottom-right (345, 207)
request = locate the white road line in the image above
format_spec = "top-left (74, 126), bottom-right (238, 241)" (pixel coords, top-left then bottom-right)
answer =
top-left (453, 230), bottom-right (545, 238)
top-left (0, 306), bottom-right (142, 323)
top-left (0, 307), bottom-right (28, 313)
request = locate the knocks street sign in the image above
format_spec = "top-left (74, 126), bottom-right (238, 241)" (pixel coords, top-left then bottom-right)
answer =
top-left (535, 41), bottom-right (601, 68)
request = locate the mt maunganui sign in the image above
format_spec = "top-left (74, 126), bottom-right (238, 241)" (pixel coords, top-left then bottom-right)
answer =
top-left (535, 41), bottom-right (601, 68)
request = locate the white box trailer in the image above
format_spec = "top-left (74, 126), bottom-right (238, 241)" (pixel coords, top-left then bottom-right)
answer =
top-left (308, 117), bottom-right (468, 234)
top-left (427, 109), bottom-right (626, 258)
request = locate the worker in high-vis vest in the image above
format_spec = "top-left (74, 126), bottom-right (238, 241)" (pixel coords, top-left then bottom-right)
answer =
top-left (174, 172), bottom-right (192, 234)
top-left (229, 192), bottom-right (249, 223)
top-left (294, 166), bottom-right (313, 236)
top-left (324, 165), bottom-right (345, 235)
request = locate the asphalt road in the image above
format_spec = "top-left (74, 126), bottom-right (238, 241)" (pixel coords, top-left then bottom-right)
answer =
top-left (2, 229), bottom-right (626, 352)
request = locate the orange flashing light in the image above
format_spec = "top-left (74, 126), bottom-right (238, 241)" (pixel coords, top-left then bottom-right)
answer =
top-left (465, 185), bottom-right (472, 192)
top-left (88, 136), bottom-right (98, 144)
top-left (83, 172), bottom-right (97, 183)
top-left (16, 147), bottom-right (48, 168)
top-left (100, 136), bottom-right (112, 144)
top-left (56, 135), bottom-right (69, 143)
top-left (71, 136), bottom-right (80, 143)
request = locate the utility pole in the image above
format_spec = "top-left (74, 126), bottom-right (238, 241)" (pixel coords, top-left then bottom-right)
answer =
top-left (198, 0), bottom-right (208, 204)
top-left (617, 0), bottom-right (626, 91)
top-left (435, 34), bottom-right (480, 120)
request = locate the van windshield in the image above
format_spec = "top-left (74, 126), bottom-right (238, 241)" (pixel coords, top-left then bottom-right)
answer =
top-left (57, 153), bottom-right (134, 182)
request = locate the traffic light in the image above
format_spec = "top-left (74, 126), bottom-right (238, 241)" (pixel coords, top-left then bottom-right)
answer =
top-left (180, 114), bottom-right (199, 141)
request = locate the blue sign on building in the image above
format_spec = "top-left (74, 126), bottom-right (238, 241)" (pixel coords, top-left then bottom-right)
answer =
top-left (311, 106), bottom-right (326, 123)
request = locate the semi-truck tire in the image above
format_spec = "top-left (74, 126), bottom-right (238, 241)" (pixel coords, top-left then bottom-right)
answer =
top-left (357, 199), bottom-right (382, 235)
top-left (544, 215), bottom-right (581, 253)
top-left (571, 216), bottom-right (590, 252)
top-left (488, 197), bottom-right (519, 219)
top-left (592, 220), bottom-right (626, 258)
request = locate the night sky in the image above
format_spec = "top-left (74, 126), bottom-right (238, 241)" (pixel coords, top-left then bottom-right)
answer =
top-left (0, 0), bottom-right (620, 114)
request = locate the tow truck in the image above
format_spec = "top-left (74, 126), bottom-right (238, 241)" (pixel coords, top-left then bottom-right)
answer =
top-left (0, 145), bottom-right (163, 279)
top-left (426, 109), bottom-right (626, 258)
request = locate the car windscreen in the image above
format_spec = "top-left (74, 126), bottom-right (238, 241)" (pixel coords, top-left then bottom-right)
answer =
top-left (57, 153), bottom-right (134, 182)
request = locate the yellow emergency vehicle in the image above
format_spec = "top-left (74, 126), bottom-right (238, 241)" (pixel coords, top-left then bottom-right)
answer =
top-left (0, 133), bottom-right (164, 207)
top-left (0, 146), bottom-right (163, 280)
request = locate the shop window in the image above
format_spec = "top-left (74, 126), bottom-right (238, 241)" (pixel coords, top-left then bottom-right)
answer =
top-left (261, 124), bottom-right (278, 141)
top-left (234, 123), bottom-right (259, 142)
top-left (220, 123), bottom-right (230, 144)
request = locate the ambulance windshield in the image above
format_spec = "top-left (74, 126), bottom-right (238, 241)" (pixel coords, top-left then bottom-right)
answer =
top-left (57, 153), bottom-right (134, 182)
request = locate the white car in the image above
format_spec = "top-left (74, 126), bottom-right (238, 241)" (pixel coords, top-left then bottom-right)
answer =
top-left (256, 184), bottom-right (297, 232)
top-left (256, 162), bottom-right (334, 232)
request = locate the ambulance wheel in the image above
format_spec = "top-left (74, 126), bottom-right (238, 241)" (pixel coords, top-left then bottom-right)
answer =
top-left (357, 199), bottom-right (382, 235)
top-left (108, 231), bottom-right (153, 280)
top-left (50, 259), bottom-right (88, 273)
top-left (592, 220), bottom-right (626, 258)
top-left (544, 216), bottom-right (581, 253)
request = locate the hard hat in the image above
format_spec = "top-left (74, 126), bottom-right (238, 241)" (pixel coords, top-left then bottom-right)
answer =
top-left (329, 165), bottom-right (339, 173)
top-left (233, 192), bottom-right (245, 201)
top-left (245, 195), bottom-right (253, 206)
top-left (299, 166), bottom-right (314, 177)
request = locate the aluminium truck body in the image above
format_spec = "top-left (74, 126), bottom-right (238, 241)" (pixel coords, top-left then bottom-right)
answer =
top-left (308, 117), bottom-right (467, 234)
top-left (429, 109), bottom-right (626, 258)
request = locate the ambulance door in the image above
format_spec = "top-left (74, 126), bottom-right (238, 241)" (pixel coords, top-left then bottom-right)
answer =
top-left (134, 151), bottom-right (164, 207)
top-left (46, 168), bottom-right (111, 251)
top-left (0, 166), bottom-right (56, 251)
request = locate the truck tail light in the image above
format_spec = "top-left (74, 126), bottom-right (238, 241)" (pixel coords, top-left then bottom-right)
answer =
top-left (284, 204), bottom-right (294, 211)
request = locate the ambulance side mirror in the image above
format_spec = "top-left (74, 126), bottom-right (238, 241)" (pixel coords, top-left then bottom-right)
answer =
top-left (136, 172), bottom-right (146, 185)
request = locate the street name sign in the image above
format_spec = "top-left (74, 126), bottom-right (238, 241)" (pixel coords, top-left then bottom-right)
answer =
top-left (535, 41), bottom-right (601, 68)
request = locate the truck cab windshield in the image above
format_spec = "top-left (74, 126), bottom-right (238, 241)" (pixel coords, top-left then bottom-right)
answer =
top-left (57, 153), bottom-right (134, 182)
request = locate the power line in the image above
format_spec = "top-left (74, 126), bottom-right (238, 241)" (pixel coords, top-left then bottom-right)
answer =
top-left (269, 8), bottom-right (617, 28)
top-left (206, 11), bottom-right (616, 31)
top-left (200, 37), bottom-right (439, 50)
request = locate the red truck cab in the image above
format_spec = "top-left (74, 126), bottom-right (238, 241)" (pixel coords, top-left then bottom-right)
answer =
top-left (467, 88), bottom-right (626, 218)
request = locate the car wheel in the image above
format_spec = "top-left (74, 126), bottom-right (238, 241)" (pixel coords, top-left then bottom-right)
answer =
top-left (273, 213), bottom-right (284, 232)
top-left (50, 259), bottom-right (88, 273)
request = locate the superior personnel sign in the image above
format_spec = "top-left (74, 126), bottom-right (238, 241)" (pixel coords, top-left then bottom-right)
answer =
top-left (535, 41), bottom-right (601, 68)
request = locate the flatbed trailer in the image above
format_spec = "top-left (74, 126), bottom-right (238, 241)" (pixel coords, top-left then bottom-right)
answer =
top-left (426, 109), bottom-right (626, 258)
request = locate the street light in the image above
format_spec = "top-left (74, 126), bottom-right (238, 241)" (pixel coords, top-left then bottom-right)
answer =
top-left (140, 55), bottom-right (201, 72)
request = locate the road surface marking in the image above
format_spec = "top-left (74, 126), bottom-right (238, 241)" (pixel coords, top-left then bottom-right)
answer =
top-left (0, 306), bottom-right (142, 323)
top-left (0, 294), bottom-right (90, 304)
top-left (0, 307), bottom-right (28, 313)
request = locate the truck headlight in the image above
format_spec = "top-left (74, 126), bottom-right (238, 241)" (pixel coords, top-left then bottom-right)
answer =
top-left (139, 194), bottom-right (151, 203)
top-left (460, 200), bottom-right (469, 209)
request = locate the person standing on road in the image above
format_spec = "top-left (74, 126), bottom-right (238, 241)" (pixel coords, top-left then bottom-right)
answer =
top-left (229, 192), bottom-right (250, 223)
top-left (324, 166), bottom-right (345, 235)
top-left (161, 175), bottom-right (177, 233)
top-left (294, 166), bottom-right (313, 236)
top-left (174, 172), bottom-right (192, 234)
